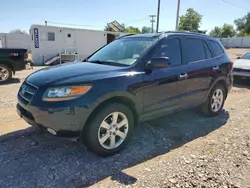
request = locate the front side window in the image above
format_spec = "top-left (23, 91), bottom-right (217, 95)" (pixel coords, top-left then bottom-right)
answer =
top-left (88, 38), bottom-right (155, 66)
top-left (152, 38), bottom-right (182, 66)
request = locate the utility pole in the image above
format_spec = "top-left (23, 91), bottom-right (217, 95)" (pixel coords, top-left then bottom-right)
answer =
top-left (149, 15), bottom-right (156, 33)
top-left (175, 0), bottom-right (181, 31)
top-left (156, 0), bottom-right (161, 33)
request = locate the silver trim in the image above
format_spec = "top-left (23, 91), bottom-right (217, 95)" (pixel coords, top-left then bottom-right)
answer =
top-left (188, 53), bottom-right (224, 64)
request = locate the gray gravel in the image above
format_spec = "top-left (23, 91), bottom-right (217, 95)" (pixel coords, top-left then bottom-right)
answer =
top-left (0, 68), bottom-right (250, 187)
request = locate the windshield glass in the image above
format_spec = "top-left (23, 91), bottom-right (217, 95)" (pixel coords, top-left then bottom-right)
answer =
top-left (241, 52), bottom-right (250, 59)
top-left (88, 38), bottom-right (155, 66)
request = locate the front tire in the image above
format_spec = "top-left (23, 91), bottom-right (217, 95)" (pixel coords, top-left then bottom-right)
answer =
top-left (201, 83), bottom-right (226, 116)
top-left (83, 103), bottom-right (135, 157)
top-left (0, 64), bottom-right (12, 83)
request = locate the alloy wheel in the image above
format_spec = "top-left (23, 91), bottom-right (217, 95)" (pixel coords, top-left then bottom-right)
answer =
top-left (98, 112), bottom-right (129, 150)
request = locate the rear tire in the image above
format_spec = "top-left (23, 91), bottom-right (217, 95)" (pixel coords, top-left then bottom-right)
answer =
top-left (0, 64), bottom-right (12, 83)
top-left (201, 83), bottom-right (226, 116)
top-left (82, 103), bottom-right (135, 157)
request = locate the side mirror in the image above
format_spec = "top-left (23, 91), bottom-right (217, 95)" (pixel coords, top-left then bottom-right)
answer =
top-left (237, 56), bottom-right (241, 59)
top-left (146, 57), bottom-right (171, 70)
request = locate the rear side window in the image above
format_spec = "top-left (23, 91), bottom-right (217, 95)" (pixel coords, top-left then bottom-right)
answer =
top-left (203, 41), bottom-right (212, 59)
top-left (208, 40), bottom-right (224, 57)
top-left (182, 38), bottom-right (206, 63)
top-left (153, 38), bottom-right (182, 66)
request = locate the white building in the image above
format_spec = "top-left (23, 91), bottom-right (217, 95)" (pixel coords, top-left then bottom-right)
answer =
top-left (30, 24), bottom-right (127, 65)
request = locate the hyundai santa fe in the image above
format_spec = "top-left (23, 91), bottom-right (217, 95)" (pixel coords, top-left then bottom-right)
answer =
top-left (17, 31), bottom-right (233, 156)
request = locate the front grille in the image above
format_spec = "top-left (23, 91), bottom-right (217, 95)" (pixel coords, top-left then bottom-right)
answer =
top-left (18, 81), bottom-right (38, 105)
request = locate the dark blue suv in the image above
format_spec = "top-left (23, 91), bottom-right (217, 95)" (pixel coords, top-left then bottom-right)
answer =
top-left (17, 31), bottom-right (233, 156)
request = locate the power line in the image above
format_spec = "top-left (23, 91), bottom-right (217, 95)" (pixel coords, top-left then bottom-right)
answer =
top-left (149, 15), bottom-right (156, 33)
top-left (221, 0), bottom-right (248, 11)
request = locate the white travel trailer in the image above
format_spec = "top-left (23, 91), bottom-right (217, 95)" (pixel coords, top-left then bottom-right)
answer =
top-left (30, 24), bottom-right (127, 65)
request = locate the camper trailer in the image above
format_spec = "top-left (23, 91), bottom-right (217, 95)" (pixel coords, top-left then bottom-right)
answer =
top-left (30, 25), bottom-right (126, 65)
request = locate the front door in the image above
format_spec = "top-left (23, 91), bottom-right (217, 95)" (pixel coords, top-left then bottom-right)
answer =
top-left (142, 37), bottom-right (188, 118)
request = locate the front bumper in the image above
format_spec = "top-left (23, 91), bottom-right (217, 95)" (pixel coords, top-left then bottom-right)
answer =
top-left (16, 101), bottom-right (91, 138)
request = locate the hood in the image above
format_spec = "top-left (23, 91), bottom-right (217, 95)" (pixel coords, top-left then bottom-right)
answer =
top-left (26, 62), bottom-right (127, 86)
top-left (234, 59), bottom-right (250, 70)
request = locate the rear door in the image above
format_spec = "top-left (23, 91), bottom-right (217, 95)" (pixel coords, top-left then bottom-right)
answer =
top-left (143, 37), bottom-right (188, 115)
top-left (180, 37), bottom-right (218, 105)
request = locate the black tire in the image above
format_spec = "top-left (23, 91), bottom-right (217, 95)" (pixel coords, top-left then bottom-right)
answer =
top-left (0, 64), bottom-right (12, 83)
top-left (82, 103), bottom-right (135, 157)
top-left (201, 83), bottom-right (226, 116)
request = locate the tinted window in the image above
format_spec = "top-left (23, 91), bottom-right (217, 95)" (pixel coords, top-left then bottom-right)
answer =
top-left (208, 40), bottom-right (224, 57)
top-left (203, 41), bottom-right (212, 59)
top-left (153, 38), bottom-right (182, 66)
top-left (182, 38), bottom-right (206, 63)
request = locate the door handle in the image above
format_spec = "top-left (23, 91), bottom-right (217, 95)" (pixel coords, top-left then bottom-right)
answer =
top-left (179, 73), bottom-right (188, 79)
top-left (213, 66), bottom-right (219, 70)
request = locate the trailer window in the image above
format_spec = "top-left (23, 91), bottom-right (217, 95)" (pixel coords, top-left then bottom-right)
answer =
top-left (48, 32), bottom-right (55, 41)
top-left (67, 34), bottom-right (71, 38)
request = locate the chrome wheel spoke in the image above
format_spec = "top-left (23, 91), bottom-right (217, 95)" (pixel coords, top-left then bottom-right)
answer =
top-left (99, 133), bottom-right (110, 144)
top-left (116, 119), bottom-right (127, 129)
top-left (116, 130), bottom-right (126, 139)
top-left (100, 121), bottom-right (110, 130)
top-left (212, 95), bottom-right (217, 100)
top-left (110, 135), bottom-right (116, 148)
top-left (112, 112), bottom-right (119, 124)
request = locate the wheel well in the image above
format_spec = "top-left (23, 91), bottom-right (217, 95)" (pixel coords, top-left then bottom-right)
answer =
top-left (217, 79), bottom-right (228, 98)
top-left (0, 63), bottom-right (13, 72)
top-left (85, 96), bottom-right (139, 129)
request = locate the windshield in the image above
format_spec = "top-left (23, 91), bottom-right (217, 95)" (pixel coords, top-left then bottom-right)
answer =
top-left (88, 38), bottom-right (155, 66)
top-left (241, 52), bottom-right (250, 59)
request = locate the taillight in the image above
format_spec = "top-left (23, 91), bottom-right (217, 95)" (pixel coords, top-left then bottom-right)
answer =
top-left (24, 53), bottom-right (28, 60)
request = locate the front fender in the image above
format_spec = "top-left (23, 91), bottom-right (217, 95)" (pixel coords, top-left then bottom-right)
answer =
top-left (94, 90), bottom-right (143, 115)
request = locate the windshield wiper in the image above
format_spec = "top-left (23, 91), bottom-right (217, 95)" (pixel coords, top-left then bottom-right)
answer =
top-left (87, 60), bottom-right (128, 67)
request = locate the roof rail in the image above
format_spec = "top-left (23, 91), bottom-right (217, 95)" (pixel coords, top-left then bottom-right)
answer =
top-left (159, 30), bottom-right (208, 36)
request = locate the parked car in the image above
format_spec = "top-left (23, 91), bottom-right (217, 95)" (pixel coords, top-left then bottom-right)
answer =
top-left (16, 31), bottom-right (233, 156)
top-left (0, 48), bottom-right (29, 83)
top-left (233, 52), bottom-right (250, 79)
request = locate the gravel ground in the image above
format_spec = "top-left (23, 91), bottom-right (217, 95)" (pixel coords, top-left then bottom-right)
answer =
top-left (0, 51), bottom-right (250, 187)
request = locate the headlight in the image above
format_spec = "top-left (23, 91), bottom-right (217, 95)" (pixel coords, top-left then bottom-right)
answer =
top-left (43, 86), bottom-right (92, 101)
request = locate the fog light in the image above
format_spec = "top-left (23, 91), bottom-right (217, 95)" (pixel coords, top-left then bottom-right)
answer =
top-left (47, 128), bottom-right (57, 135)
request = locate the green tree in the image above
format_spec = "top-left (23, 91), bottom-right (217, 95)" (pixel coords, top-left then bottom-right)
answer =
top-left (141, 26), bottom-right (152, 33)
top-left (125, 26), bottom-right (141, 34)
top-left (234, 13), bottom-right (250, 36)
top-left (178, 8), bottom-right (202, 31)
top-left (210, 26), bottom-right (222, 37)
top-left (220, 24), bottom-right (236, 38)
